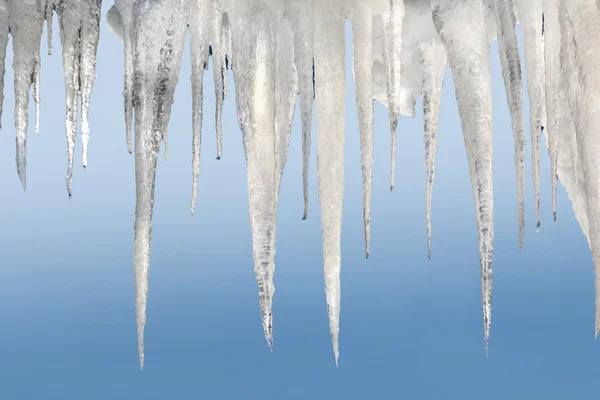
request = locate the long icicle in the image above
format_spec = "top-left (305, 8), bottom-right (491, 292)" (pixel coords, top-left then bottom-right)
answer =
top-left (494, 0), bottom-right (526, 248)
top-left (352, 1), bottom-right (375, 259)
top-left (130, 0), bottom-right (187, 369)
top-left (433, 0), bottom-right (494, 353)
top-left (313, 0), bottom-right (346, 366)
top-left (188, 0), bottom-right (209, 215)
top-left (418, 39), bottom-right (446, 259)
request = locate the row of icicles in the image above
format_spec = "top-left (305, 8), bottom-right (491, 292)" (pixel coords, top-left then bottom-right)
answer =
top-left (1, 0), bottom-right (599, 369)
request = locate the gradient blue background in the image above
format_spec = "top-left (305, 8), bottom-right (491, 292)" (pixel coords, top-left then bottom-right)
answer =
top-left (0, 5), bottom-right (596, 399)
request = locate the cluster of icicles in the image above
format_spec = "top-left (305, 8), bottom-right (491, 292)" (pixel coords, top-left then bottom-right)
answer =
top-left (2, 0), bottom-right (600, 369)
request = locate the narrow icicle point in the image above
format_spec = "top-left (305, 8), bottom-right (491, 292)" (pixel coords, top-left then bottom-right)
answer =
top-left (381, 0), bottom-right (405, 191)
top-left (0, 0), bottom-right (9, 131)
top-left (543, 0), bottom-right (560, 223)
top-left (230, 2), bottom-right (278, 349)
top-left (9, 0), bottom-right (46, 190)
top-left (313, 0), bottom-right (346, 366)
top-left (287, 0), bottom-right (313, 221)
top-left (433, 0), bottom-right (494, 353)
top-left (418, 38), bottom-right (446, 260)
top-left (514, 0), bottom-right (546, 229)
top-left (129, 0), bottom-right (187, 369)
top-left (351, 1), bottom-right (375, 259)
top-left (494, 0), bottom-right (526, 249)
top-left (188, 0), bottom-right (209, 215)
top-left (559, 0), bottom-right (600, 340)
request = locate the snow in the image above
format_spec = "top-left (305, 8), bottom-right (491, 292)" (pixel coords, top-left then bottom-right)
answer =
top-left (3, 0), bottom-right (600, 368)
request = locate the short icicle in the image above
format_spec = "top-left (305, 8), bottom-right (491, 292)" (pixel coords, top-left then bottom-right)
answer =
top-left (9, 0), bottom-right (46, 190)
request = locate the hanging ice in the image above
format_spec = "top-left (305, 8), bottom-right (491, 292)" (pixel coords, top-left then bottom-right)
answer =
top-left (5, 0), bottom-right (600, 369)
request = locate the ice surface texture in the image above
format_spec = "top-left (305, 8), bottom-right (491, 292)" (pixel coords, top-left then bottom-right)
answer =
top-left (3, 0), bottom-right (600, 368)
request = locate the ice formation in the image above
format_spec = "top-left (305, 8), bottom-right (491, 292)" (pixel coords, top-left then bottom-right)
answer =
top-left (3, 0), bottom-right (600, 368)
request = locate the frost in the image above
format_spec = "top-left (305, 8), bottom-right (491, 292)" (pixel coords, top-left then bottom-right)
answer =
top-left (4, 0), bottom-right (600, 368)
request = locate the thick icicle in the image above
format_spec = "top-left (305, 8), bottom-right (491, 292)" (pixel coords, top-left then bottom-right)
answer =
top-left (494, 0), bottom-right (526, 247)
top-left (432, 0), bottom-right (494, 353)
top-left (0, 0), bottom-right (8, 130)
top-left (560, 0), bottom-right (600, 338)
top-left (381, 0), bottom-right (405, 191)
top-left (543, 0), bottom-right (559, 221)
top-left (313, 0), bottom-right (346, 366)
top-left (418, 39), bottom-right (446, 259)
top-left (9, 0), bottom-right (45, 190)
top-left (57, 0), bottom-right (101, 195)
top-left (230, 2), bottom-right (278, 349)
top-left (129, 0), bottom-right (187, 369)
top-left (287, 0), bottom-right (314, 220)
top-left (351, 1), bottom-right (374, 259)
top-left (514, 0), bottom-right (546, 228)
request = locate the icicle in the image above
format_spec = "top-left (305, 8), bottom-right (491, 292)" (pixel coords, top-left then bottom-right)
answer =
top-left (274, 15), bottom-right (298, 195)
top-left (351, 2), bottom-right (374, 259)
top-left (188, 0), bottom-right (209, 215)
top-left (129, 0), bottom-right (187, 369)
top-left (543, 0), bottom-right (559, 221)
top-left (559, 0), bottom-right (600, 338)
top-left (432, 0), bottom-right (494, 353)
top-left (209, 0), bottom-right (225, 160)
top-left (287, 0), bottom-right (314, 220)
top-left (418, 39), bottom-right (446, 260)
top-left (46, 1), bottom-right (53, 56)
top-left (313, 0), bottom-right (346, 367)
top-left (514, 0), bottom-right (546, 228)
top-left (9, 1), bottom-right (46, 190)
top-left (493, 0), bottom-right (526, 248)
top-left (381, 0), bottom-right (405, 191)
top-left (80, 0), bottom-right (102, 169)
top-left (0, 0), bottom-right (7, 130)
top-left (112, 0), bottom-right (135, 154)
top-left (230, 2), bottom-right (278, 350)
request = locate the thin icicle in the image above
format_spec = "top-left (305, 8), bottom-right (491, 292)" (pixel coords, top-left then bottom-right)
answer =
top-left (80, 0), bottom-right (102, 168)
top-left (418, 39), bottom-right (446, 260)
top-left (543, 0), bottom-right (559, 221)
top-left (9, 0), bottom-right (45, 190)
top-left (433, 0), bottom-right (494, 353)
top-left (352, 1), bottom-right (374, 259)
top-left (313, 0), bottom-right (346, 367)
top-left (287, 0), bottom-right (313, 220)
top-left (0, 0), bottom-right (7, 130)
top-left (46, 1), bottom-right (53, 56)
top-left (381, 0), bottom-right (405, 191)
top-left (514, 0), bottom-right (546, 228)
top-left (210, 0), bottom-right (225, 160)
top-left (188, 0), bottom-right (209, 215)
top-left (494, 0), bottom-right (526, 248)
top-left (130, 0), bottom-right (187, 369)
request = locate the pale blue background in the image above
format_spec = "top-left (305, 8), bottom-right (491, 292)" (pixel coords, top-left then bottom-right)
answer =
top-left (0, 5), bottom-right (597, 399)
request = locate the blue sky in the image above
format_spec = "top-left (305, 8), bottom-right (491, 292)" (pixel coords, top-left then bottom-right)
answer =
top-left (0, 6), bottom-right (597, 400)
